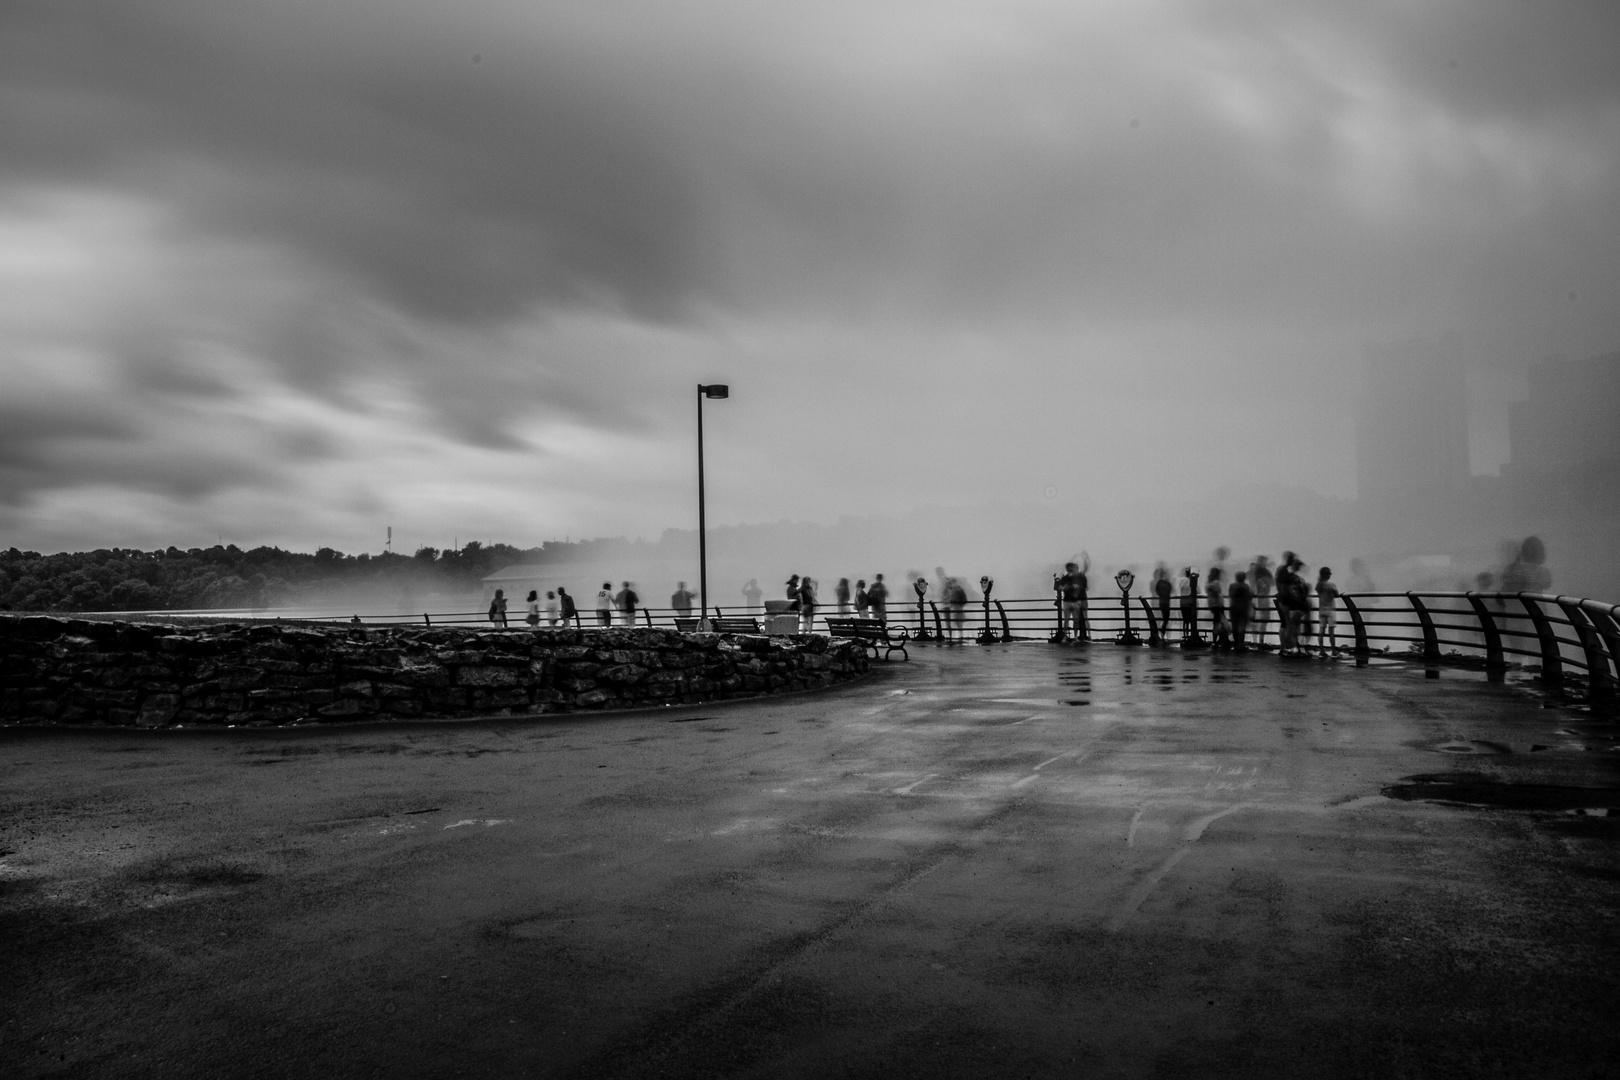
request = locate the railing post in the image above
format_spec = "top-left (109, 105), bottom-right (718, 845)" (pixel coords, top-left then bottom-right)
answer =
top-left (1465, 592), bottom-right (1506, 681)
top-left (1140, 597), bottom-right (1161, 646)
top-left (1408, 593), bottom-right (1441, 662)
top-left (1556, 598), bottom-right (1613, 703)
top-left (423, 613), bottom-right (431, 627)
top-left (930, 601), bottom-right (945, 642)
top-left (995, 601), bottom-right (1013, 642)
top-left (1341, 595), bottom-right (1370, 666)
top-left (1583, 602), bottom-right (1620, 705)
top-left (1519, 594), bottom-right (1562, 686)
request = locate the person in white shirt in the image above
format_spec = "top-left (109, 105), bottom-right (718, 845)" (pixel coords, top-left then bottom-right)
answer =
top-left (595, 583), bottom-right (613, 627)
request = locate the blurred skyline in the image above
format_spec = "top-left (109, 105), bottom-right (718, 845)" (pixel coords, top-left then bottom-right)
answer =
top-left (3, 2), bottom-right (1618, 567)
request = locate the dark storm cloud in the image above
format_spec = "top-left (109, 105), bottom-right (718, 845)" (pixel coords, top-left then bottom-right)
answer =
top-left (7, 0), bottom-right (1616, 336)
top-left (2, 1), bottom-right (1618, 551)
top-left (1, 1), bottom-right (705, 324)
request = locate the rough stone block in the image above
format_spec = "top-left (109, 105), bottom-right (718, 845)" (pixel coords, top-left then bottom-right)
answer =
top-left (458, 666), bottom-right (524, 687)
top-left (136, 693), bottom-right (179, 727)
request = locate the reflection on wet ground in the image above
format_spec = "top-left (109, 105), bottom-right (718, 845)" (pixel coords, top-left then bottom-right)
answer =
top-left (4, 639), bottom-right (1619, 1079)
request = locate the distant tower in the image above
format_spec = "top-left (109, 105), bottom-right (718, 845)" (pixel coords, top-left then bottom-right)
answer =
top-left (1356, 338), bottom-right (1469, 502)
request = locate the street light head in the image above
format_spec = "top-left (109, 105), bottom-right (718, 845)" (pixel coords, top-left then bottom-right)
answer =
top-left (701, 384), bottom-right (729, 399)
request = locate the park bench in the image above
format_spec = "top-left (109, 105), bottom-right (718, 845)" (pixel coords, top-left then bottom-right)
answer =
top-left (824, 616), bottom-right (910, 661)
top-left (674, 616), bottom-right (763, 634)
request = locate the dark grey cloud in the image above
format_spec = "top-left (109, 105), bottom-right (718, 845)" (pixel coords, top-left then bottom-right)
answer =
top-left (1, 0), bottom-right (1617, 551)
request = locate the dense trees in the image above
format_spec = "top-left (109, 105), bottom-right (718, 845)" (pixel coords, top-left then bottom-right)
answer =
top-left (0, 540), bottom-right (608, 612)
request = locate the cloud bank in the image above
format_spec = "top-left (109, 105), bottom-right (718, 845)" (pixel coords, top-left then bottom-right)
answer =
top-left (2, 0), bottom-right (1617, 555)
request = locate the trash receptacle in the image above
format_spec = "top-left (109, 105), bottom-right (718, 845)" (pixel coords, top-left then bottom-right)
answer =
top-left (763, 599), bottom-right (799, 636)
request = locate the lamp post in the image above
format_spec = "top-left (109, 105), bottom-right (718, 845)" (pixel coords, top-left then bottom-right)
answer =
top-left (697, 384), bottom-right (729, 631)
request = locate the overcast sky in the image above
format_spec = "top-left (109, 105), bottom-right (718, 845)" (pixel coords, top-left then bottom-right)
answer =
top-left (3, 0), bottom-right (1617, 556)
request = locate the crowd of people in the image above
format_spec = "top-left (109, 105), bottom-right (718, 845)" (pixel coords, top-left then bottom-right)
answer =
top-left (483, 540), bottom-right (1548, 657)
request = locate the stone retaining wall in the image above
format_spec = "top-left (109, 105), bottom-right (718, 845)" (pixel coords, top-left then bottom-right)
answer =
top-left (0, 617), bottom-right (869, 727)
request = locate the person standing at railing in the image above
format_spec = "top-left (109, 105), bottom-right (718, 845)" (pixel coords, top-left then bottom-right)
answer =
top-left (855, 579), bottom-right (870, 618)
top-left (489, 589), bottom-right (509, 627)
top-left (1275, 554), bottom-right (1306, 655)
top-left (1057, 558), bottom-right (1089, 641)
top-left (1206, 567), bottom-right (1230, 648)
top-left (616, 581), bottom-right (639, 626)
top-left (596, 583), bottom-right (613, 627)
top-left (671, 581), bottom-right (695, 621)
top-left (799, 576), bottom-right (817, 633)
top-left (1178, 568), bottom-right (1198, 640)
top-left (1229, 570), bottom-right (1253, 651)
top-left (1250, 556), bottom-right (1274, 648)
top-left (944, 577), bottom-right (968, 643)
top-left (835, 578), bottom-right (851, 614)
top-left (868, 574), bottom-right (888, 624)
top-left (545, 590), bottom-right (560, 628)
top-left (742, 578), bottom-right (762, 613)
top-left (1153, 563), bottom-right (1173, 640)
top-left (525, 590), bottom-right (541, 627)
top-left (556, 586), bottom-right (577, 627)
top-left (1315, 567), bottom-right (1340, 655)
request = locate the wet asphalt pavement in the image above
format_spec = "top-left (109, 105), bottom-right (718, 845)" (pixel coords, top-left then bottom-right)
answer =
top-left (3, 642), bottom-right (1619, 1079)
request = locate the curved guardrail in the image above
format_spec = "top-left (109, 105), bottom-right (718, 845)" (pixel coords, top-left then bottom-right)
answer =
top-left (73, 589), bottom-right (1620, 703)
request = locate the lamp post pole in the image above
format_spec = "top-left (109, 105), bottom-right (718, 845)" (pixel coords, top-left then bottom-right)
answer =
top-left (697, 384), bottom-right (728, 630)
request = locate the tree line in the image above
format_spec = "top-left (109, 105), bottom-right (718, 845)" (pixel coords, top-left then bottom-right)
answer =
top-left (0, 538), bottom-right (658, 613)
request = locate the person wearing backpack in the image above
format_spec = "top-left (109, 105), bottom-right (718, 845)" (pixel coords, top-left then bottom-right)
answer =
top-left (557, 586), bottom-right (578, 627)
top-left (488, 589), bottom-right (509, 627)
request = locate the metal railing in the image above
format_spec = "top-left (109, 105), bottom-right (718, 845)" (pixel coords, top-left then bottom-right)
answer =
top-left (73, 589), bottom-right (1620, 703)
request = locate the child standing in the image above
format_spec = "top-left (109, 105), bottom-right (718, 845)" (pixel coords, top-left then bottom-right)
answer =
top-left (1315, 567), bottom-right (1340, 655)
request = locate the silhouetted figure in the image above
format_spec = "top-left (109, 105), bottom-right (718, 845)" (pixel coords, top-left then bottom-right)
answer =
top-left (671, 581), bottom-right (695, 618)
top-left (595, 583), bottom-right (613, 627)
top-left (835, 577), bottom-right (851, 614)
top-left (525, 589), bottom-right (540, 627)
top-left (944, 577), bottom-right (968, 643)
top-left (784, 574), bottom-right (802, 611)
top-left (869, 574), bottom-right (889, 623)
top-left (1251, 556), bottom-right (1274, 648)
top-left (1229, 570), bottom-right (1253, 650)
top-left (616, 581), bottom-right (639, 626)
top-left (1315, 567), bottom-right (1340, 655)
top-left (1178, 567), bottom-right (1199, 640)
top-left (1346, 557), bottom-right (1376, 595)
top-left (855, 579), bottom-right (870, 617)
top-left (742, 578), bottom-right (762, 612)
top-left (799, 576), bottom-right (817, 633)
top-left (1057, 557), bottom-right (1089, 641)
top-left (1153, 563), bottom-right (1172, 641)
top-left (557, 586), bottom-right (577, 627)
top-left (1275, 555), bottom-right (1307, 655)
top-left (489, 588), bottom-right (509, 627)
top-left (1206, 567), bottom-right (1230, 649)
top-left (1501, 536), bottom-right (1552, 594)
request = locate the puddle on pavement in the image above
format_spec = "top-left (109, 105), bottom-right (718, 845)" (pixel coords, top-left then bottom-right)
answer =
top-left (1383, 773), bottom-right (1620, 812)
top-left (982, 698), bottom-right (1091, 707)
top-left (1432, 740), bottom-right (1511, 755)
